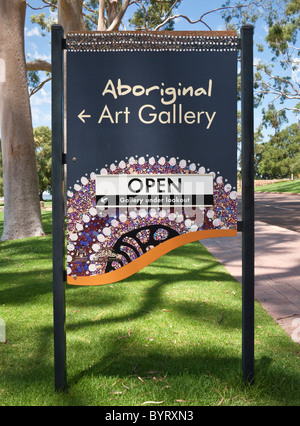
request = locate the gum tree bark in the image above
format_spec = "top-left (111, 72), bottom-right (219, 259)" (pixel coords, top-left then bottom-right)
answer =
top-left (0, 0), bottom-right (44, 240)
top-left (58, 0), bottom-right (86, 33)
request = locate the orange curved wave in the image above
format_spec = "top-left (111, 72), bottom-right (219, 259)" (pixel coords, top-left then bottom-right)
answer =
top-left (67, 229), bottom-right (237, 286)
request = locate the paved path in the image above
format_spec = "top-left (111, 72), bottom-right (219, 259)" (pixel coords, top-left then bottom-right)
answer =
top-left (202, 221), bottom-right (300, 343)
top-left (254, 192), bottom-right (300, 233)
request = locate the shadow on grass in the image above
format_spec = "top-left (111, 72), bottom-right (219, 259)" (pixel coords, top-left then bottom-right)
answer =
top-left (65, 334), bottom-right (298, 406)
top-left (68, 340), bottom-right (270, 384)
top-left (1, 236), bottom-right (300, 405)
top-left (66, 243), bottom-right (240, 325)
top-left (1, 321), bottom-right (284, 406)
top-left (2, 312), bottom-right (299, 406)
top-left (0, 235), bottom-right (53, 305)
top-left (67, 269), bottom-right (241, 330)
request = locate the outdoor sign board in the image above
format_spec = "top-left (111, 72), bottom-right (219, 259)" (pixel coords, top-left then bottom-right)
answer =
top-left (52, 25), bottom-right (255, 392)
top-left (65, 31), bottom-right (239, 286)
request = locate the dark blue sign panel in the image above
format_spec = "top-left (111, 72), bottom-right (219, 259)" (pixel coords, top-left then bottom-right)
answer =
top-left (65, 32), bottom-right (238, 285)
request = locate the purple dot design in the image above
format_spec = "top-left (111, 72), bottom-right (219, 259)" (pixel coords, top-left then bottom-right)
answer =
top-left (66, 155), bottom-right (237, 278)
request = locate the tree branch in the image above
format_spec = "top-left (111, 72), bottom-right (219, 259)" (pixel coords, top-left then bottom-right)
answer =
top-left (42, 0), bottom-right (57, 8)
top-left (26, 2), bottom-right (52, 10)
top-left (129, 0), bottom-right (148, 30)
top-left (29, 76), bottom-right (52, 97)
top-left (154, 1), bottom-right (260, 31)
top-left (26, 59), bottom-right (51, 73)
top-left (154, 0), bottom-right (181, 30)
top-left (98, 0), bottom-right (106, 30)
top-left (262, 66), bottom-right (299, 98)
top-left (27, 0), bottom-right (57, 10)
top-left (155, 13), bottom-right (213, 31)
top-left (107, 0), bottom-right (131, 31)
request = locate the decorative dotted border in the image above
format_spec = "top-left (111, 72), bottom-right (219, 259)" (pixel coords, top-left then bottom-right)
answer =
top-left (66, 31), bottom-right (239, 52)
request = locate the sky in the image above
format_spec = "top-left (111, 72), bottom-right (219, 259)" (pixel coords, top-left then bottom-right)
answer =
top-left (24, 0), bottom-right (298, 139)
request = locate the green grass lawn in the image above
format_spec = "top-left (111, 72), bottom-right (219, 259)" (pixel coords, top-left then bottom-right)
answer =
top-left (255, 180), bottom-right (300, 193)
top-left (0, 209), bottom-right (299, 406)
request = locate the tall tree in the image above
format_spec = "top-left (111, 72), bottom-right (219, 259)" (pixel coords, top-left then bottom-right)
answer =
top-left (258, 123), bottom-right (300, 178)
top-left (0, 0), bottom-right (44, 240)
top-left (0, 140), bottom-right (3, 198)
top-left (34, 126), bottom-right (52, 200)
top-left (222, 0), bottom-right (300, 119)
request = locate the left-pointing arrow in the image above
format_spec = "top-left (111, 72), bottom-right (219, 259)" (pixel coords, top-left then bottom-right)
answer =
top-left (78, 109), bottom-right (91, 123)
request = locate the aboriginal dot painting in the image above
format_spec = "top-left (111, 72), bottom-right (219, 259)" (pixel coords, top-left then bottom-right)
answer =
top-left (66, 32), bottom-right (238, 285)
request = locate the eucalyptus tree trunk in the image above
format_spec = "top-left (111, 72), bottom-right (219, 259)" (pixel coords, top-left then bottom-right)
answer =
top-left (0, 0), bottom-right (44, 240)
top-left (58, 0), bottom-right (86, 33)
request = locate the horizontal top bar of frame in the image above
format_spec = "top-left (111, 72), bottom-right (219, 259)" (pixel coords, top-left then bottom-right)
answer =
top-left (66, 30), bottom-right (240, 53)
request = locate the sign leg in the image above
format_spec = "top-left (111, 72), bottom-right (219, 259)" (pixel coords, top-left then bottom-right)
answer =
top-left (52, 24), bottom-right (67, 392)
top-left (241, 24), bottom-right (255, 384)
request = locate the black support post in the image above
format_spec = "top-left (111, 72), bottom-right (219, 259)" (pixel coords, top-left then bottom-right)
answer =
top-left (52, 25), bottom-right (67, 392)
top-left (241, 25), bottom-right (255, 383)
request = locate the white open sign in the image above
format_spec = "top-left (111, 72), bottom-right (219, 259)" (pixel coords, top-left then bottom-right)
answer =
top-left (96, 174), bottom-right (214, 208)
